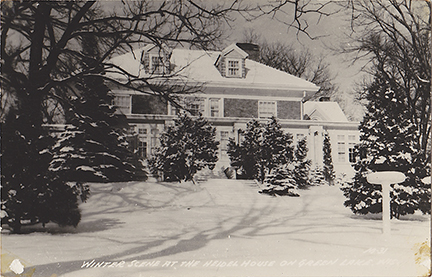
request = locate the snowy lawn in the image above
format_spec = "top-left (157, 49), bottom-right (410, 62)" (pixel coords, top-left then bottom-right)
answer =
top-left (1, 179), bottom-right (430, 277)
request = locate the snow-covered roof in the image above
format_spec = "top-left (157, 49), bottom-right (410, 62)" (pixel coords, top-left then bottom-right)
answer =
top-left (220, 43), bottom-right (248, 58)
top-left (304, 101), bottom-right (349, 122)
top-left (108, 46), bottom-right (319, 92)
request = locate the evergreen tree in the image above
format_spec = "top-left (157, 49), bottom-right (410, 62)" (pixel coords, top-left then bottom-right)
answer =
top-left (341, 77), bottom-right (431, 218)
top-left (227, 117), bottom-right (294, 182)
top-left (322, 132), bottom-right (335, 185)
top-left (50, 78), bottom-right (139, 184)
top-left (50, 35), bottom-right (141, 185)
top-left (292, 137), bottom-right (311, 189)
top-left (227, 119), bottom-right (263, 180)
top-left (260, 117), bottom-right (294, 183)
top-left (261, 164), bottom-right (299, 197)
top-left (1, 109), bottom-right (82, 233)
top-left (149, 113), bottom-right (219, 182)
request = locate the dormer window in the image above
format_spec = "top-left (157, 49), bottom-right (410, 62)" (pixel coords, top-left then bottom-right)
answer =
top-left (226, 59), bottom-right (241, 77)
top-left (150, 54), bottom-right (165, 74)
top-left (215, 44), bottom-right (248, 78)
top-left (141, 44), bottom-right (172, 75)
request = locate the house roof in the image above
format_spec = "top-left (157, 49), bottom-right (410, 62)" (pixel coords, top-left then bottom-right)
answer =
top-left (220, 43), bottom-right (248, 58)
top-left (108, 46), bottom-right (319, 92)
top-left (303, 101), bottom-right (349, 122)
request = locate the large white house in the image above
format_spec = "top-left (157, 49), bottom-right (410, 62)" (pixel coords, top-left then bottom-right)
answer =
top-left (110, 43), bottom-right (360, 176)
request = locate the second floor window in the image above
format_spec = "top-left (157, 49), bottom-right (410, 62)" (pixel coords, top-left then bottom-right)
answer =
top-left (227, 59), bottom-right (240, 77)
top-left (114, 95), bottom-right (131, 114)
top-left (150, 55), bottom-right (165, 74)
top-left (186, 97), bottom-right (205, 116)
top-left (209, 98), bottom-right (220, 117)
top-left (258, 101), bottom-right (276, 118)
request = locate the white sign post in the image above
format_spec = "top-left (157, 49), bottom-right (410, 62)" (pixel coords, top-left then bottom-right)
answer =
top-left (367, 171), bottom-right (406, 235)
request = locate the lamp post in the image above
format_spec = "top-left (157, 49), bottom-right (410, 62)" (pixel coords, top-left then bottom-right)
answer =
top-left (367, 171), bottom-right (406, 235)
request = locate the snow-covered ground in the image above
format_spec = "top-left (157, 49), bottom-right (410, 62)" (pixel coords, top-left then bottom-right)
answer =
top-left (2, 179), bottom-right (430, 277)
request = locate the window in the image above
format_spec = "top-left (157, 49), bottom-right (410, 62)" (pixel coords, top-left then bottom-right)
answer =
top-left (169, 102), bottom-right (179, 116)
top-left (338, 141), bottom-right (346, 162)
top-left (209, 98), bottom-right (220, 117)
top-left (114, 95), bottom-right (131, 114)
top-left (150, 129), bottom-right (159, 155)
top-left (138, 128), bottom-right (147, 135)
top-left (226, 59), bottom-right (240, 77)
top-left (348, 135), bottom-right (356, 141)
top-left (150, 55), bottom-right (165, 74)
top-left (337, 135), bottom-right (345, 141)
top-left (138, 140), bottom-right (147, 159)
top-left (186, 97), bottom-right (205, 116)
top-left (296, 134), bottom-right (305, 141)
top-left (258, 101), bottom-right (276, 118)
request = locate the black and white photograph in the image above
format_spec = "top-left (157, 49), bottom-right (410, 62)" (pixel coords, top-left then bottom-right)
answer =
top-left (1, 0), bottom-right (430, 276)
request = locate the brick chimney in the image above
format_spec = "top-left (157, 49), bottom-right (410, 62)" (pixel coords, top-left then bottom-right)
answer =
top-left (236, 43), bottom-right (260, 62)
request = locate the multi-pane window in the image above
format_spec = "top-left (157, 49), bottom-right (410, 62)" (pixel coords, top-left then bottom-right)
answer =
top-left (138, 128), bottom-right (147, 135)
top-left (258, 101), bottom-right (276, 118)
top-left (138, 140), bottom-right (147, 159)
top-left (136, 127), bottom-right (148, 159)
top-left (114, 95), bottom-right (131, 114)
top-left (150, 129), bottom-right (159, 155)
top-left (186, 97), bottom-right (205, 116)
top-left (209, 98), bottom-right (220, 117)
top-left (337, 135), bottom-right (346, 162)
top-left (150, 55), bottom-right (165, 74)
top-left (227, 59), bottom-right (240, 77)
top-left (338, 141), bottom-right (346, 162)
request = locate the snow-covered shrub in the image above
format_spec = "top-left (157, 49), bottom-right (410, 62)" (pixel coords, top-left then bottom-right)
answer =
top-left (260, 164), bottom-right (299, 197)
top-left (309, 166), bottom-right (326, 186)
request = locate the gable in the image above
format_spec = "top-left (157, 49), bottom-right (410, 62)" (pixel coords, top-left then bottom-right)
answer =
top-left (224, 49), bottom-right (247, 59)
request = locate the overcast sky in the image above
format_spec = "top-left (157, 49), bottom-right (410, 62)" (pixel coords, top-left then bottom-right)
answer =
top-left (223, 1), bottom-right (369, 96)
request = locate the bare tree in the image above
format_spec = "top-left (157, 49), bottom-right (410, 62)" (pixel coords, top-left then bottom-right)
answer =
top-left (243, 30), bottom-right (338, 100)
top-left (1, 0), bottom-right (334, 232)
top-left (340, 0), bottom-right (431, 217)
top-left (1, 0), bottom-right (337, 122)
top-left (340, 0), bottom-right (431, 159)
